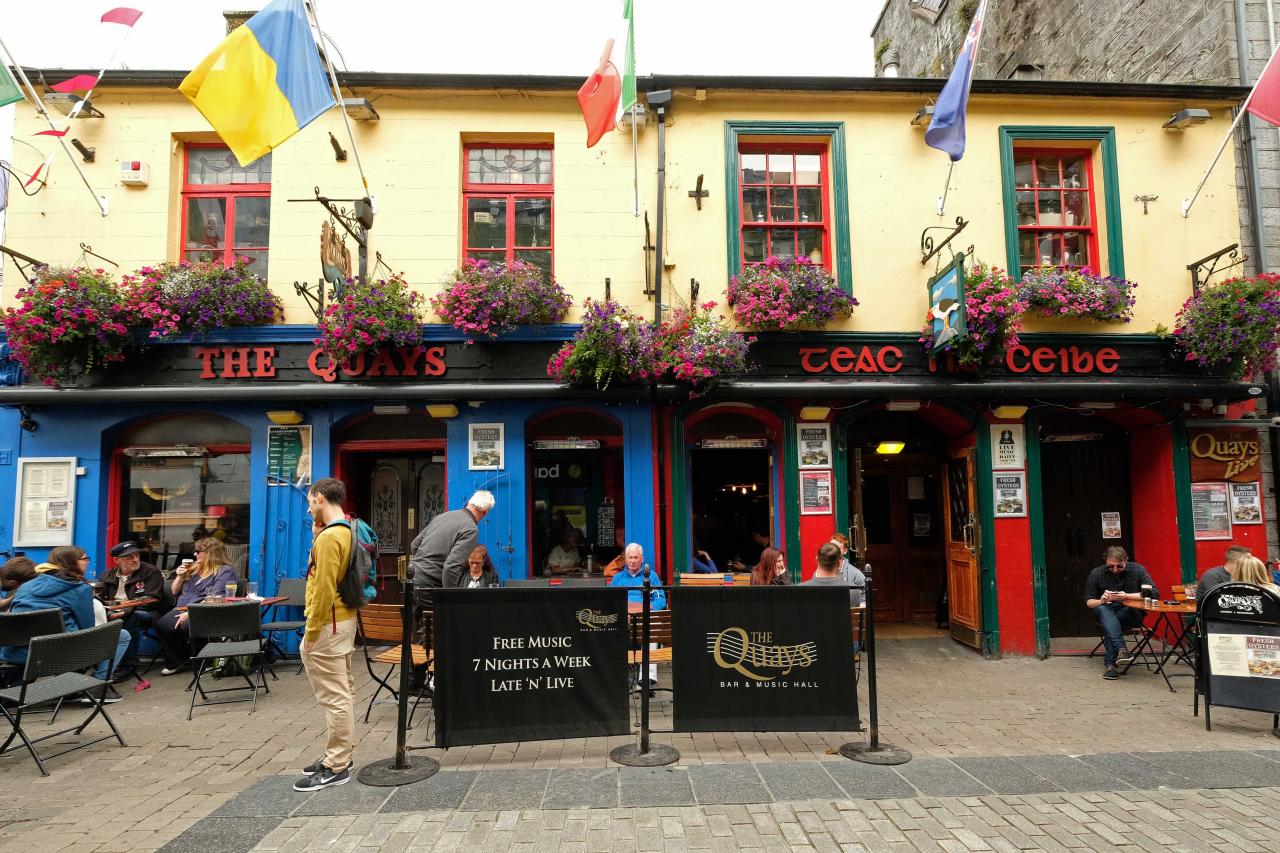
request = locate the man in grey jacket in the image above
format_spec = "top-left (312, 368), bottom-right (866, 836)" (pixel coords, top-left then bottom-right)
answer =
top-left (410, 489), bottom-right (495, 609)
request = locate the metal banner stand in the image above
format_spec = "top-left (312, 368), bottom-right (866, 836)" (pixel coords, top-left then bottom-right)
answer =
top-left (610, 578), bottom-right (679, 766)
top-left (358, 579), bottom-right (440, 786)
top-left (839, 566), bottom-right (912, 765)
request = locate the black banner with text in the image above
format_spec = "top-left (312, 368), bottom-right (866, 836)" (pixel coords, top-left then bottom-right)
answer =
top-left (671, 586), bottom-right (859, 732)
top-left (433, 587), bottom-right (630, 748)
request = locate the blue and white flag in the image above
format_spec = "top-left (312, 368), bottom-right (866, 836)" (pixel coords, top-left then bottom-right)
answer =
top-left (925, 0), bottom-right (989, 162)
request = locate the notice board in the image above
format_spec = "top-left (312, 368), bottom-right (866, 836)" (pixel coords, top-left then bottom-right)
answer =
top-left (1199, 582), bottom-right (1280, 724)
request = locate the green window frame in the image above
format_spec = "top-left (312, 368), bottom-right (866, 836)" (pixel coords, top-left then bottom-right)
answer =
top-left (724, 121), bottom-right (852, 294)
top-left (998, 126), bottom-right (1125, 279)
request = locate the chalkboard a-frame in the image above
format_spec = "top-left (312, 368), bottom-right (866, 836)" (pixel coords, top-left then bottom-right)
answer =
top-left (1199, 582), bottom-right (1280, 732)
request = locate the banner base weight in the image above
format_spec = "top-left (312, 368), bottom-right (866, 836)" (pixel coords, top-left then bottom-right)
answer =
top-left (357, 756), bottom-right (440, 787)
top-left (610, 743), bottom-right (679, 767)
top-left (839, 742), bottom-right (912, 765)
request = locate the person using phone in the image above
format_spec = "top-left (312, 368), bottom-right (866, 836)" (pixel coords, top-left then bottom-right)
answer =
top-left (1084, 546), bottom-right (1157, 681)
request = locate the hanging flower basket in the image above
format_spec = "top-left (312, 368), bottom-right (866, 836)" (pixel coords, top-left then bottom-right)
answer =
top-left (432, 258), bottom-right (571, 340)
top-left (655, 302), bottom-right (754, 394)
top-left (1172, 273), bottom-right (1280, 380)
top-left (920, 261), bottom-right (1026, 368)
top-left (315, 274), bottom-right (425, 365)
top-left (2, 266), bottom-right (134, 387)
top-left (124, 257), bottom-right (282, 338)
top-left (547, 299), bottom-right (657, 389)
top-left (1018, 265), bottom-right (1137, 323)
top-left (726, 256), bottom-right (856, 331)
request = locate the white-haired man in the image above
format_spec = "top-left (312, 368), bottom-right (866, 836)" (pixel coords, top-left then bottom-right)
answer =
top-left (609, 543), bottom-right (665, 686)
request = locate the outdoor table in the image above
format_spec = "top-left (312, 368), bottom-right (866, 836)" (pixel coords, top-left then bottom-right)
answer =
top-left (1121, 598), bottom-right (1197, 691)
top-left (178, 595), bottom-right (289, 612)
top-left (105, 596), bottom-right (158, 621)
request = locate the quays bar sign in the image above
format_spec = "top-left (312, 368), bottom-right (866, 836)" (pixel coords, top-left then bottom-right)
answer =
top-left (1190, 428), bottom-right (1262, 483)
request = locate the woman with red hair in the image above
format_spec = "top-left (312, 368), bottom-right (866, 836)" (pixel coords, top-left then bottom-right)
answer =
top-left (750, 548), bottom-right (790, 586)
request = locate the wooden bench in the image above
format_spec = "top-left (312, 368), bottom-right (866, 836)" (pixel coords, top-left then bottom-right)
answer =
top-left (676, 573), bottom-right (752, 586)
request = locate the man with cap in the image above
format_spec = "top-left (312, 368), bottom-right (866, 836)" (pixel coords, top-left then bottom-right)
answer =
top-left (97, 542), bottom-right (166, 676)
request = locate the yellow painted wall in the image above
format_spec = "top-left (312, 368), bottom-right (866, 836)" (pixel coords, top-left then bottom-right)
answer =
top-left (3, 84), bottom-right (1243, 332)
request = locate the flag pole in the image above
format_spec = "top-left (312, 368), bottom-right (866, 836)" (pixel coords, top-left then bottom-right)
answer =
top-left (936, 160), bottom-right (955, 217)
top-left (0, 36), bottom-right (108, 216)
top-left (632, 105), bottom-right (639, 216)
top-left (935, 0), bottom-right (989, 218)
top-left (306, 0), bottom-right (374, 210)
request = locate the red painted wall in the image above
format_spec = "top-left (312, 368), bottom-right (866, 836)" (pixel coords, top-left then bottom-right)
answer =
top-left (982, 417), bottom-right (1036, 657)
top-left (1129, 426), bottom-right (1184, 597)
top-left (798, 502), bottom-right (835, 581)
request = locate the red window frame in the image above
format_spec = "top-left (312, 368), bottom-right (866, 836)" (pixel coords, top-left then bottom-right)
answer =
top-left (737, 143), bottom-right (831, 269)
top-left (461, 143), bottom-right (554, 276)
top-left (180, 142), bottom-right (271, 272)
top-left (1012, 148), bottom-right (1101, 275)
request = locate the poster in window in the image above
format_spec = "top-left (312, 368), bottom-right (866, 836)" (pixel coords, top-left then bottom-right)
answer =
top-left (800, 470), bottom-right (833, 516)
top-left (912, 513), bottom-right (932, 537)
top-left (468, 423), bottom-right (505, 470)
top-left (14, 457), bottom-right (77, 547)
top-left (1101, 512), bottom-right (1122, 540)
top-left (1231, 481), bottom-right (1264, 525)
top-left (797, 424), bottom-right (832, 469)
top-left (1191, 482), bottom-right (1233, 540)
top-left (992, 473), bottom-right (1026, 518)
top-left (990, 424), bottom-right (1025, 470)
top-left (267, 425), bottom-right (312, 486)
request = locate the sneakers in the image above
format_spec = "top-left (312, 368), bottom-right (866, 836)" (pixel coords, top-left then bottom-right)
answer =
top-left (303, 756), bottom-right (353, 774)
top-left (159, 666), bottom-right (183, 676)
top-left (1102, 666), bottom-right (1120, 680)
top-left (79, 685), bottom-right (123, 705)
top-left (1115, 649), bottom-right (1135, 666)
top-left (294, 766), bottom-right (351, 792)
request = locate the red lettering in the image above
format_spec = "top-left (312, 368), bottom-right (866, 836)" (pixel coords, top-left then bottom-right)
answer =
top-left (195, 347), bottom-right (219, 379)
top-left (341, 352), bottom-right (367, 377)
top-left (1095, 347), bottom-right (1119, 374)
top-left (829, 346), bottom-right (854, 374)
top-left (1007, 345), bottom-right (1031, 373)
top-left (221, 347), bottom-right (252, 378)
top-left (799, 347), bottom-right (829, 374)
top-left (1031, 347), bottom-right (1056, 374)
top-left (423, 346), bottom-right (446, 377)
top-left (877, 347), bottom-right (902, 373)
top-left (1069, 346), bottom-right (1093, 373)
top-left (365, 348), bottom-right (400, 377)
top-left (854, 347), bottom-right (878, 373)
top-left (308, 348), bottom-right (338, 383)
top-left (252, 347), bottom-right (276, 378)
top-left (395, 346), bottom-right (425, 377)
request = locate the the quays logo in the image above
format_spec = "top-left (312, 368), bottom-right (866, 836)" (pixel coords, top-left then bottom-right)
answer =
top-left (1218, 594), bottom-right (1264, 615)
top-left (575, 609), bottom-right (618, 630)
top-left (708, 627), bottom-right (817, 681)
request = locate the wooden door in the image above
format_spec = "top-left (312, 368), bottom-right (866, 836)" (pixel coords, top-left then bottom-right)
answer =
top-left (943, 447), bottom-right (982, 649)
top-left (1041, 435), bottom-right (1131, 637)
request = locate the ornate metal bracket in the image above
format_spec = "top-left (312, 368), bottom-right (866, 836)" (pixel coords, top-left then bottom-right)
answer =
top-left (687, 174), bottom-right (710, 210)
top-left (287, 185), bottom-right (372, 287)
top-left (920, 217), bottom-right (968, 266)
top-left (293, 279), bottom-right (328, 323)
top-left (77, 242), bottom-right (117, 268)
top-left (1188, 243), bottom-right (1247, 295)
top-left (0, 244), bottom-right (47, 283)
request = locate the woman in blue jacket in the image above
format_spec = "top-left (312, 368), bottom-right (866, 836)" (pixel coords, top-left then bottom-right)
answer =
top-left (1, 546), bottom-right (130, 698)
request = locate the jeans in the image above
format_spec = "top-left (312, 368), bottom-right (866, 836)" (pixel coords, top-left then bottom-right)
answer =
top-left (1095, 603), bottom-right (1144, 667)
top-left (96, 628), bottom-right (131, 681)
top-left (119, 609), bottom-right (155, 668)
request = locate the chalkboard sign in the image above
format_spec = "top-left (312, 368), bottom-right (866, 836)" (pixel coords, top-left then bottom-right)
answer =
top-left (1198, 582), bottom-right (1280, 730)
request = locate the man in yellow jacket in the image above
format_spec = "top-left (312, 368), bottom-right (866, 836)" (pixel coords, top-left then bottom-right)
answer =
top-left (295, 477), bottom-right (356, 792)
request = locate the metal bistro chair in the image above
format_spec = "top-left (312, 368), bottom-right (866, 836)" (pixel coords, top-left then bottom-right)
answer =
top-left (186, 602), bottom-right (269, 720)
top-left (260, 578), bottom-right (307, 674)
top-left (357, 603), bottom-right (432, 724)
top-left (0, 608), bottom-right (65, 689)
top-left (0, 622), bottom-right (127, 776)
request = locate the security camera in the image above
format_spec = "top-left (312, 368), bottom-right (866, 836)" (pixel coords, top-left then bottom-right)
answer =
top-left (1271, 415), bottom-right (1280, 428)
top-left (19, 417), bottom-right (37, 433)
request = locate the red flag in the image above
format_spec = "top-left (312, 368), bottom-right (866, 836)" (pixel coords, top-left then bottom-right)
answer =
top-left (35, 128), bottom-right (68, 137)
top-left (578, 52), bottom-right (621, 148)
top-left (51, 74), bottom-right (98, 93)
top-left (23, 161), bottom-right (45, 188)
top-left (1248, 51), bottom-right (1280, 126)
top-left (101, 7), bottom-right (143, 26)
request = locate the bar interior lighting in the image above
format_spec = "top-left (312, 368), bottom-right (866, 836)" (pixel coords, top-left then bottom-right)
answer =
top-left (875, 441), bottom-right (906, 455)
top-left (799, 405), bottom-right (831, 421)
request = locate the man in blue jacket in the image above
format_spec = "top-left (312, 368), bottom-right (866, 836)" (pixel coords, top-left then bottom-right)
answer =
top-left (609, 543), bottom-right (665, 686)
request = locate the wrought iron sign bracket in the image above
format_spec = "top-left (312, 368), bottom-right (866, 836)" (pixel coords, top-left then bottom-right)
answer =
top-left (293, 279), bottom-right (328, 324)
top-left (77, 242), bottom-right (117, 268)
top-left (288, 186), bottom-right (373, 289)
top-left (0, 244), bottom-right (47, 283)
top-left (920, 217), bottom-right (968, 267)
top-left (1188, 243), bottom-right (1246, 295)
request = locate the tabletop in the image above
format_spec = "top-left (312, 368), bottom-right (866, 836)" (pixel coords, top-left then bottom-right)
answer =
top-left (179, 595), bottom-right (289, 612)
top-left (106, 596), bottom-right (158, 619)
top-left (1123, 598), bottom-right (1196, 615)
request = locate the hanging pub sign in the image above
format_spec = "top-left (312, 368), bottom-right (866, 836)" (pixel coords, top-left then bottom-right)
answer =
top-left (671, 586), bottom-right (858, 732)
top-left (432, 587), bottom-right (630, 747)
top-left (1189, 428), bottom-right (1262, 483)
top-left (925, 251), bottom-right (967, 351)
top-left (1198, 582), bottom-right (1280, 729)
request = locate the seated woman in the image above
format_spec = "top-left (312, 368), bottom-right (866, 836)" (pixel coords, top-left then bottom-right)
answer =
top-left (153, 538), bottom-right (238, 676)
top-left (0, 546), bottom-right (129, 701)
top-left (0, 556), bottom-right (37, 611)
top-left (750, 547), bottom-right (791, 586)
top-left (458, 545), bottom-right (502, 588)
top-left (1234, 555), bottom-right (1280, 594)
top-left (545, 529), bottom-right (582, 575)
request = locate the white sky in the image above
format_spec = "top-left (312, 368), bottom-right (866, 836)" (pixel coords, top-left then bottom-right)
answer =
top-left (1, 0), bottom-right (880, 77)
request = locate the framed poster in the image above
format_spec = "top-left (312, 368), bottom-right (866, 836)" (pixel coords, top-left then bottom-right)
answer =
top-left (1191, 482), bottom-right (1233, 540)
top-left (468, 423), bottom-right (505, 470)
top-left (797, 424), bottom-right (833, 469)
top-left (1101, 512), bottom-right (1122, 539)
top-left (992, 472), bottom-right (1026, 518)
top-left (800, 469), bottom-right (833, 515)
top-left (14, 456), bottom-right (77, 547)
top-left (267, 425), bottom-right (312, 485)
top-left (1231, 481), bottom-right (1264, 525)
top-left (990, 424), bottom-right (1025, 470)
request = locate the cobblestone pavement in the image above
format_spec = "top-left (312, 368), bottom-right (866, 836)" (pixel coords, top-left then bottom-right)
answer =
top-left (1, 638), bottom-right (1279, 851)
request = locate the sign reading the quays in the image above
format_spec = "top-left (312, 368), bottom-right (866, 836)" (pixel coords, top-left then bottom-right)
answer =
top-left (1190, 428), bottom-right (1262, 483)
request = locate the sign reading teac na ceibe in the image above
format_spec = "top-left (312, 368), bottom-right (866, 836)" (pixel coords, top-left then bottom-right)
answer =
top-left (671, 586), bottom-right (859, 732)
top-left (432, 587), bottom-right (630, 748)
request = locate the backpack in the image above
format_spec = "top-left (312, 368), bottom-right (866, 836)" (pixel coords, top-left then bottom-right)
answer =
top-left (329, 517), bottom-right (379, 608)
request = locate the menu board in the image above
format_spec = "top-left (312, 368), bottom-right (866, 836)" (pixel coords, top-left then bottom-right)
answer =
top-left (1230, 481), bottom-right (1263, 525)
top-left (800, 470), bottom-right (833, 516)
top-left (596, 499), bottom-right (616, 546)
top-left (1191, 482), bottom-right (1232, 540)
top-left (267, 425), bottom-right (312, 485)
top-left (1207, 634), bottom-right (1280, 679)
top-left (14, 457), bottom-right (77, 547)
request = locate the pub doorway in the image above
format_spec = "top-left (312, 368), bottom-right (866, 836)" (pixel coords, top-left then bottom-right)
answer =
top-left (335, 412), bottom-right (447, 604)
top-left (1040, 414), bottom-right (1133, 639)
top-left (687, 406), bottom-right (779, 573)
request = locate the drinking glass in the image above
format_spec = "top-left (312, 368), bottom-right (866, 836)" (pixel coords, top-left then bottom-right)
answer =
top-left (1185, 582), bottom-right (1197, 602)
top-left (246, 581), bottom-right (258, 599)
top-left (225, 582), bottom-right (238, 599)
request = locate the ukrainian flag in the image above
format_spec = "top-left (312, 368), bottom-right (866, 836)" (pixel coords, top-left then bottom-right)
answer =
top-left (180, 0), bottom-right (336, 166)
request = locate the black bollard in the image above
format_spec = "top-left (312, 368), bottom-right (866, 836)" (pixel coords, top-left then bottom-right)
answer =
top-left (358, 579), bottom-right (440, 785)
top-left (610, 574), bottom-right (678, 767)
top-left (840, 564), bottom-right (912, 765)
